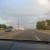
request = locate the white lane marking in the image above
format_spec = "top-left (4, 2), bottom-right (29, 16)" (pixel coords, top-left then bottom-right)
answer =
top-left (35, 35), bottom-right (40, 41)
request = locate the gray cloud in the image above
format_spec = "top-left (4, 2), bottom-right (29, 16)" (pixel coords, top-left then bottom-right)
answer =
top-left (0, 0), bottom-right (50, 28)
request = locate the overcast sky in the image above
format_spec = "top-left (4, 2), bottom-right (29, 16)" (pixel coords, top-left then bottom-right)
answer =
top-left (0, 0), bottom-right (50, 29)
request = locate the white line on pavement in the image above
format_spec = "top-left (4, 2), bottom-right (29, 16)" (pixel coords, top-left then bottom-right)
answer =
top-left (35, 35), bottom-right (41, 41)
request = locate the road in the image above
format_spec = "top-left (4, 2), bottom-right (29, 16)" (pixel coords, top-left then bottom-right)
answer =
top-left (0, 29), bottom-right (50, 42)
top-left (13, 29), bottom-right (50, 41)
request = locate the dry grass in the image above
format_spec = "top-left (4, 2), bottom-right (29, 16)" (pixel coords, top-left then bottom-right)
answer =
top-left (0, 33), bottom-right (18, 39)
top-left (0, 30), bottom-right (24, 39)
top-left (36, 30), bottom-right (50, 34)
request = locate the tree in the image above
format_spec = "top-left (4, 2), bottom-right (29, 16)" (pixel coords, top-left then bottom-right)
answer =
top-left (36, 21), bottom-right (46, 30)
top-left (46, 20), bottom-right (50, 30)
top-left (8, 26), bottom-right (13, 29)
top-left (0, 24), bottom-right (13, 30)
top-left (0, 24), bottom-right (2, 28)
top-left (1, 24), bottom-right (7, 29)
top-left (46, 20), bottom-right (50, 25)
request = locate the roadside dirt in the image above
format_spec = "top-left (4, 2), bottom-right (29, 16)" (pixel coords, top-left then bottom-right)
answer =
top-left (0, 30), bottom-right (24, 39)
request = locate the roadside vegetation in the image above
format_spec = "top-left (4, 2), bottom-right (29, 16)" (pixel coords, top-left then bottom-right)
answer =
top-left (0, 24), bottom-right (13, 30)
top-left (37, 30), bottom-right (50, 34)
top-left (36, 20), bottom-right (50, 30)
top-left (36, 20), bottom-right (50, 34)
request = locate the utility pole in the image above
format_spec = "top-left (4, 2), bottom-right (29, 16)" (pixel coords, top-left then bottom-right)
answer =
top-left (18, 17), bottom-right (19, 29)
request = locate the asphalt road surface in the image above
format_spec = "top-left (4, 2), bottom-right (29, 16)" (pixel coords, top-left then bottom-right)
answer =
top-left (0, 29), bottom-right (50, 42)
top-left (13, 29), bottom-right (50, 42)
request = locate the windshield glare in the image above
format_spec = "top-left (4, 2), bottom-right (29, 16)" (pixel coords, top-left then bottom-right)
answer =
top-left (0, 0), bottom-right (50, 42)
